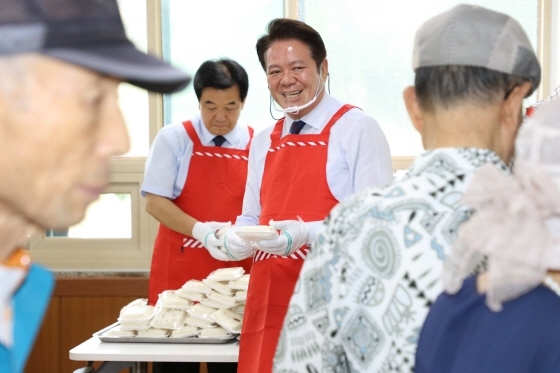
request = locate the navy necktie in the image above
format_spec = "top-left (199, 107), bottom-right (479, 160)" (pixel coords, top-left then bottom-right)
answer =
top-left (213, 135), bottom-right (226, 147)
top-left (289, 120), bottom-right (306, 134)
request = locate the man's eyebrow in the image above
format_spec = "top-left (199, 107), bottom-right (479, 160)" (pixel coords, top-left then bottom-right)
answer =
top-left (267, 60), bottom-right (306, 71)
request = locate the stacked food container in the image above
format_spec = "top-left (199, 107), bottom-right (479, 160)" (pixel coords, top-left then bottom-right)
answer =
top-left (99, 267), bottom-right (249, 342)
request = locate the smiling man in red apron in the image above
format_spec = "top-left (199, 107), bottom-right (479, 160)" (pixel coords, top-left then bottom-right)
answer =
top-left (219, 19), bottom-right (394, 373)
top-left (141, 58), bottom-right (252, 373)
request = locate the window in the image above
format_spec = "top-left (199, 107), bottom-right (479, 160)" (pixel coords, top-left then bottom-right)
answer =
top-left (29, 0), bottom-right (154, 270)
top-left (161, 0), bottom-right (283, 128)
top-left (298, 0), bottom-right (538, 156)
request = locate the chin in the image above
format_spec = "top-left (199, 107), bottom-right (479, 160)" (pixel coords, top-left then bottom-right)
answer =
top-left (44, 208), bottom-right (87, 230)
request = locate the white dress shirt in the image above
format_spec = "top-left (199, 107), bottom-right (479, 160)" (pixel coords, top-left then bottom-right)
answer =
top-left (236, 93), bottom-right (394, 230)
top-left (141, 114), bottom-right (251, 199)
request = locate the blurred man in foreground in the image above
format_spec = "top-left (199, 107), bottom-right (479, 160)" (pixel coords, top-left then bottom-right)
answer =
top-left (0, 1), bottom-right (190, 372)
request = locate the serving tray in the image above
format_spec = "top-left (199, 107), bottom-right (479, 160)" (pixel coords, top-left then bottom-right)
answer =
top-left (94, 322), bottom-right (237, 344)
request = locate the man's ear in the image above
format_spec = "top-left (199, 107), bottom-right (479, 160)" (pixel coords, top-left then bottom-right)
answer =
top-left (498, 81), bottom-right (532, 164)
top-left (403, 86), bottom-right (425, 133)
top-left (321, 59), bottom-right (329, 81)
top-left (501, 81), bottom-right (532, 130)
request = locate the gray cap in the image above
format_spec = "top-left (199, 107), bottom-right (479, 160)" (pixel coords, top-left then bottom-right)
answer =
top-left (0, 0), bottom-right (190, 94)
top-left (413, 4), bottom-right (541, 96)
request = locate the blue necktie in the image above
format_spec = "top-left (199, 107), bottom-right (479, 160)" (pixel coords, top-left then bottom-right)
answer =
top-left (213, 135), bottom-right (226, 147)
top-left (289, 120), bottom-right (306, 134)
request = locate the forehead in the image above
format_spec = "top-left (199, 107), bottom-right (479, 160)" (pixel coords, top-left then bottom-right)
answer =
top-left (265, 39), bottom-right (313, 67)
top-left (23, 55), bottom-right (107, 91)
top-left (200, 85), bottom-right (241, 103)
top-left (0, 54), bottom-right (98, 99)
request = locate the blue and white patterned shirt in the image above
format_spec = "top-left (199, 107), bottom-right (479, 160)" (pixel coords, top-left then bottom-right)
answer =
top-left (273, 148), bottom-right (509, 373)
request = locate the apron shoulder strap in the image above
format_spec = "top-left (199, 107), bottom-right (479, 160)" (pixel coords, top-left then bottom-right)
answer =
top-left (267, 118), bottom-right (285, 144)
top-left (182, 120), bottom-right (202, 146)
top-left (246, 126), bottom-right (255, 150)
top-left (321, 104), bottom-right (360, 135)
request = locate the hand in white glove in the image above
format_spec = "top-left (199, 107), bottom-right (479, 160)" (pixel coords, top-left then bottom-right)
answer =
top-left (192, 221), bottom-right (231, 261)
top-left (223, 227), bottom-right (257, 260)
top-left (257, 219), bottom-right (310, 256)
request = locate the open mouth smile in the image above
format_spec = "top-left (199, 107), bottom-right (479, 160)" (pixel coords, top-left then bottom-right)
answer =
top-left (283, 91), bottom-right (302, 100)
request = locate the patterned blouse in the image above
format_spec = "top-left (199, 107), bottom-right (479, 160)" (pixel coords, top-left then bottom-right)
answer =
top-left (273, 148), bottom-right (509, 373)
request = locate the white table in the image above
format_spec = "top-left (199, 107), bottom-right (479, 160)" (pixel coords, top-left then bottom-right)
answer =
top-left (69, 337), bottom-right (239, 373)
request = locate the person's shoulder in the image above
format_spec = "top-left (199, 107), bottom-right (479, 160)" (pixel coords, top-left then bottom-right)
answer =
top-left (157, 121), bottom-right (187, 135)
top-left (527, 286), bottom-right (560, 315)
top-left (331, 172), bottom-right (446, 225)
top-left (233, 121), bottom-right (250, 131)
top-left (327, 98), bottom-right (381, 132)
top-left (328, 98), bottom-right (371, 120)
top-left (157, 121), bottom-right (194, 141)
top-left (331, 179), bottom-right (403, 214)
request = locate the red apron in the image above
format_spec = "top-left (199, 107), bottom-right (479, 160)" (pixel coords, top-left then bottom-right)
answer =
top-left (148, 121), bottom-right (254, 305)
top-left (238, 105), bottom-right (356, 373)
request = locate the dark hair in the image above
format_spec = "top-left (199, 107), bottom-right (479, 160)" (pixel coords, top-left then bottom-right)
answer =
top-left (415, 66), bottom-right (527, 111)
top-left (256, 18), bottom-right (326, 72)
top-left (193, 58), bottom-right (249, 101)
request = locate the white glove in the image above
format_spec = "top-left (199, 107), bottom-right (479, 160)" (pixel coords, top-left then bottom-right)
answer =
top-left (256, 219), bottom-right (310, 256)
top-left (223, 227), bottom-right (257, 260)
top-left (192, 221), bottom-right (231, 261)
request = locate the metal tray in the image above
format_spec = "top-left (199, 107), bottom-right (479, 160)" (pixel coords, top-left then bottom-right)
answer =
top-left (93, 323), bottom-right (238, 344)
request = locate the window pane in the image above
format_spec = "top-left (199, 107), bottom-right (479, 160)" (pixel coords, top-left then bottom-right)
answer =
top-left (300, 0), bottom-right (538, 156)
top-left (162, 0), bottom-right (283, 129)
top-left (117, 0), bottom-right (150, 157)
top-left (45, 193), bottom-right (132, 239)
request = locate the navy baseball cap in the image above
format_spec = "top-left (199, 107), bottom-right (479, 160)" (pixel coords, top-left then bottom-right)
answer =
top-left (0, 0), bottom-right (191, 93)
